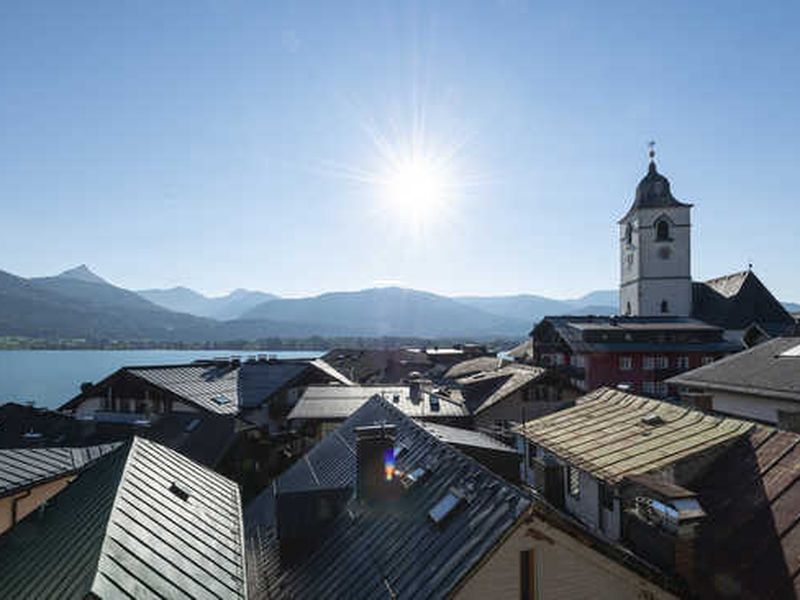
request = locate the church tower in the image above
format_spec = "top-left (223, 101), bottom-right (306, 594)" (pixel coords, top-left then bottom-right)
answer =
top-left (619, 147), bottom-right (693, 317)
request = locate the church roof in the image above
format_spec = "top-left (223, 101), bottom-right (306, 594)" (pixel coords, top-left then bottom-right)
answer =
top-left (619, 161), bottom-right (692, 222)
top-left (692, 270), bottom-right (795, 336)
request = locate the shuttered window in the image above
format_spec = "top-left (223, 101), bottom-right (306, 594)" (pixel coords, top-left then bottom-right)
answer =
top-left (520, 549), bottom-right (537, 600)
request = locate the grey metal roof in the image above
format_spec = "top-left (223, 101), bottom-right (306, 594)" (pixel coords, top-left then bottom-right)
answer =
top-left (0, 436), bottom-right (247, 599)
top-left (535, 315), bottom-right (741, 354)
top-left (667, 337), bottom-right (800, 402)
top-left (245, 395), bottom-right (531, 599)
top-left (691, 270), bottom-right (795, 336)
top-left (456, 364), bottom-right (546, 413)
top-left (516, 387), bottom-right (753, 483)
top-left (415, 421), bottom-right (517, 454)
top-left (287, 384), bottom-right (470, 421)
top-left (0, 443), bottom-right (120, 498)
top-left (128, 364), bottom-right (241, 414)
top-left (443, 356), bottom-right (509, 379)
top-left (66, 358), bottom-right (349, 415)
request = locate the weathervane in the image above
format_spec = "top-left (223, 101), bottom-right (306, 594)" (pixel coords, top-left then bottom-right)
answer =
top-left (648, 140), bottom-right (656, 163)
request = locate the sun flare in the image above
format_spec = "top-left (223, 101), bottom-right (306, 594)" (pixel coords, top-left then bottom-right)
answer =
top-left (383, 155), bottom-right (452, 222)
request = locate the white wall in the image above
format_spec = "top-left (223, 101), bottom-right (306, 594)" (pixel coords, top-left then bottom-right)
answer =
top-left (711, 390), bottom-right (798, 425)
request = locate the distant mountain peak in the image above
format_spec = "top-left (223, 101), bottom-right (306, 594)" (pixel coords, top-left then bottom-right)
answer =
top-left (57, 264), bottom-right (108, 285)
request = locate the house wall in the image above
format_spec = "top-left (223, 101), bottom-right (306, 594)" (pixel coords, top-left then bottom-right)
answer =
top-left (709, 390), bottom-right (797, 425)
top-left (455, 514), bottom-right (676, 600)
top-left (585, 352), bottom-right (724, 397)
top-left (0, 476), bottom-right (73, 535)
top-left (72, 395), bottom-right (197, 418)
top-left (474, 386), bottom-right (578, 433)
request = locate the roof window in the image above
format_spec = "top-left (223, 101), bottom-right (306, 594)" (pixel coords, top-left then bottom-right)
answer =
top-left (184, 418), bottom-right (201, 433)
top-left (428, 489), bottom-right (464, 525)
top-left (402, 467), bottom-right (429, 489)
top-left (212, 395), bottom-right (231, 406)
top-left (641, 414), bottom-right (665, 427)
top-left (169, 482), bottom-right (190, 502)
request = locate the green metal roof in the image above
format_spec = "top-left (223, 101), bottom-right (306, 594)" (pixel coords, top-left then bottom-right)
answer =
top-left (0, 436), bottom-right (247, 599)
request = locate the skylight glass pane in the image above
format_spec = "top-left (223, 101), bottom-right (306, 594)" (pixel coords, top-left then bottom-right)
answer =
top-left (429, 492), bottom-right (462, 524)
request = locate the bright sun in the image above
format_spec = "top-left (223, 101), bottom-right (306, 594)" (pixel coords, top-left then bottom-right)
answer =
top-left (384, 157), bottom-right (451, 222)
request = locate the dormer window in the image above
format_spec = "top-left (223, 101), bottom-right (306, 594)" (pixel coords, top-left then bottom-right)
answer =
top-left (655, 220), bottom-right (670, 241)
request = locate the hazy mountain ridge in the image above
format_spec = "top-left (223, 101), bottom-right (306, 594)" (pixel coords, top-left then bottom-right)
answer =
top-left (1, 265), bottom-right (797, 342)
top-left (137, 286), bottom-right (278, 320)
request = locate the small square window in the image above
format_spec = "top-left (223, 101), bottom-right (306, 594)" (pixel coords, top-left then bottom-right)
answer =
top-left (619, 356), bottom-right (633, 371)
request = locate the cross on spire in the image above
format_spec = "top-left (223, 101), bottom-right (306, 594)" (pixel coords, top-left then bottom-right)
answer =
top-left (648, 140), bottom-right (656, 162)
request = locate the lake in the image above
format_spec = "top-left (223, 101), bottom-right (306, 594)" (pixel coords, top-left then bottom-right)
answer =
top-left (0, 349), bottom-right (324, 410)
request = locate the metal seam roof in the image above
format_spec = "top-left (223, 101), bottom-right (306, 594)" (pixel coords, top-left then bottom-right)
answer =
top-left (517, 387), bottom-right (753, 482)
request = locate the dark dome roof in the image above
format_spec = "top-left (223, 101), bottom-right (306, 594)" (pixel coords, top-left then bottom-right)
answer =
top-left (619, 161), bottom-right (692, 222)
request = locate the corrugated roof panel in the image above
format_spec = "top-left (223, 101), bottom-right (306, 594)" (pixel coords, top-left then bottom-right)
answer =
top-left (517, 387), bottom-right (753, 482)
top-left (246, 395), bottom-right (530, 598)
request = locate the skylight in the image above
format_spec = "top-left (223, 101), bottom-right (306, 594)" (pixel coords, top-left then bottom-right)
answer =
top-left (428, 490), bottom-right (464, 525)
top-left (212, 395), bottom-right (231, 405)
top-left (403, 467), bottom-right (429, 489)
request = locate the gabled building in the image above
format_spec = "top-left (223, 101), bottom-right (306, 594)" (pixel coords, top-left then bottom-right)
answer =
top-left (667, 337), bottom-right (800, 426)
top-left (692, 269), bottom-right (796, 337)
top-left (0, 436), bottom-right (248, 599)
top-left (532, 315), bottom-right (738, 395)
top-left (245, 395), bottom-right (675, 600)
top-left (514, 387), bottom-right (800, 597)
top-left (61, 356), bottom-right (351, 430)
top-left (0, 443), bottom-right (119, 535)
top-left (517, 387), bottom-right (752, 543)
top-left (453, 363), bottom-right (578, 435)
top-left (287, 383), bottom-right (470, 441)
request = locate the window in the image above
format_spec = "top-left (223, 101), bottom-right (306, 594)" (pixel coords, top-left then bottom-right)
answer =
top-left (643, 356), bottom-right (655, 371)
top-left (676, 356), bottom-right (690, 370)
top-left (625, 301), bottom-right (632, 316)
top-left (619, 356), bottom-right (633, 371)
top-left (656, 219), bottom-right (670, 241)
top-left (656, 356), bottom-right (669, 369)
top-left (527, 442), bottom-right (539, 469)
top-left (625, 223), bottom-right (633, 245)
top-left (599, 482), bottom-right (614, 511)
top-left (429, 490), bottom-right (464, 525)
top-left (567, 466), bottom-right (581, 498)
top-left (520, 549), bottom-right (538, 600)
top-left (656, 382), bottom-right (669, 397)
top-left (642, 381), bottom-right (656, 396)
top-left (702, 356), bottom-right (715, 366)
top-left (660, 300), bottom-right (669, 314)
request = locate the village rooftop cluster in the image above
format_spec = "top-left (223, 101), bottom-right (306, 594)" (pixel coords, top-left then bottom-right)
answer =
top-left (1, 158), bottom-right (799, 598)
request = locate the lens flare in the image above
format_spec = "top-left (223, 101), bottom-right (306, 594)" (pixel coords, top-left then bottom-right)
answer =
top-left (383, 447), bottom-right (396, 482)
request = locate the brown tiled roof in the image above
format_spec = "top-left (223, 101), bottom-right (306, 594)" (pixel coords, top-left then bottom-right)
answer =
top-left (693, 427), bottom-right (800, 598)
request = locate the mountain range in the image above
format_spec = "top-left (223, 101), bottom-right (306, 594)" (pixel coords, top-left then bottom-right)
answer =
top-left (1, 265), bottom-right (795, 343)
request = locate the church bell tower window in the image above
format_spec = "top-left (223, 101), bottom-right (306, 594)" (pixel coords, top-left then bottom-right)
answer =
top-left (660, 300), bottom-right (669, 314)
top-left (656, 220), bottom-right (670, 241)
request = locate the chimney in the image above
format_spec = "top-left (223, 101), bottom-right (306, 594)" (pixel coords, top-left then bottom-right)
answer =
top-left (356, 424), bottom-right (399, 503)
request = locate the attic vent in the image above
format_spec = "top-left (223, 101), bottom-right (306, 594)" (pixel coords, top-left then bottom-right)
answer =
top-left (429, 490), bottom-right (464, 525)
top-left (212, 395), bottom-right (231, 406)
top-left (169, 482), bottom-right (190, 502)
top-left (641, 414), bottom-right (665, 427)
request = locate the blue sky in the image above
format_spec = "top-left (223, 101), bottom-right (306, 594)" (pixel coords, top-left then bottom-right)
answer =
top-left (1, 1), bottom-right (798, 301)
